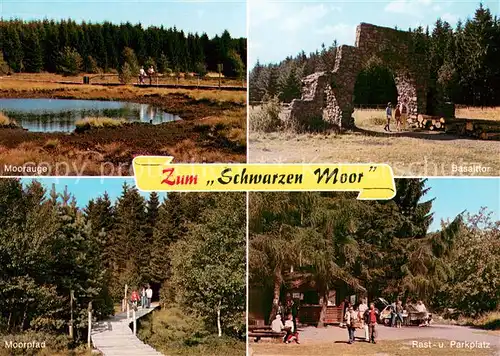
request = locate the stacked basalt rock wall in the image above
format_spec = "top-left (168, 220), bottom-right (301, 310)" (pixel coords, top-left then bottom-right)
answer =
top-left (287, 23), bottom-right (438, 131)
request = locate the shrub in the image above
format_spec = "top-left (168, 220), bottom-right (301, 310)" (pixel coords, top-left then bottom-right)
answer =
top-left (118, 62), bottom-right (134, 84)
top-left (138, 306), bottom-right (210, 349)
top-left (43, 139), bottom-right (60, 150)
top-left (0, 112), bottom-right (20, 128)
top-left (75, 117), bottom-right (126, 133)
top-left (56, 47), bottom-right (83, 76)
top-left (249, 96), bottom-right (282, 132)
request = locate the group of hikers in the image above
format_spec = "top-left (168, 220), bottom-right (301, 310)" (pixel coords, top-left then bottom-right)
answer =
top-left (138, 65), bottom-right (156, 85)
top-left (268, 296), bottom-right (431, 346)
top-left (129, 284), bottom-right (154, 309)
top-left (384, 100), bottom-right (409, 132)
top-left (342, 298), bottom-right (431, 344)
top-left (342, 299), bottom-right (380, 344)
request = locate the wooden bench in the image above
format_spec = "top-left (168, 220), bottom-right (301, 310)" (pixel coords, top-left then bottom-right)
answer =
top-left (248, 326), bottom-right (286, 342)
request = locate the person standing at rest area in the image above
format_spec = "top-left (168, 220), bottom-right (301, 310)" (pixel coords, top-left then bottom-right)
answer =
top-left (146, 284), bottom-right (153, 308)
top-left (345, 303), bottom-right (358, 344)
top-left (364, 303), bottom-right (379, 344)
top-left (358, 298), bottom-right (369, 342)
top-left (384, 102), bottom-right (392, 132)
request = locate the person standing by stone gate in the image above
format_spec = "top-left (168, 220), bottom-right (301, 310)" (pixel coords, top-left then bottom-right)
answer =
top-left (400, 100), bottom-right (409, 130)
top-left (384, 102), bottom-right (392, 132)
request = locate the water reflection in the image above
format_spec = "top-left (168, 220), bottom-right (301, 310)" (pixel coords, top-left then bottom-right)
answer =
top-left (0, 98), bottom-right (181, 132)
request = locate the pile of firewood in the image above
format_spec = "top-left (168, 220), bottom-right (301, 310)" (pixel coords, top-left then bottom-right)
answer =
top-left (416, 114), bottom-right (446, 131)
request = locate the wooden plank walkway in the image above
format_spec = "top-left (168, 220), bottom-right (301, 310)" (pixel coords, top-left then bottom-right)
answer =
top-left (91, 303), bottom-right (163, 356)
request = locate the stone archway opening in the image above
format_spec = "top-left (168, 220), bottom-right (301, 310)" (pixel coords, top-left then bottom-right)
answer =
top-left (287, 23), bottom-right (436, 132)
top-left (353, 59), bottom-right (398, 107)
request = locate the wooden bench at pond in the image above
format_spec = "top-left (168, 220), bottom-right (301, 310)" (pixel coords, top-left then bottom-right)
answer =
top-left (248, 326), bottom-right (286, 342)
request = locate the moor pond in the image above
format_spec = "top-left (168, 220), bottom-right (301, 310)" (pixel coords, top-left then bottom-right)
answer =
top-left (0, 98), bottom-right (181, 132)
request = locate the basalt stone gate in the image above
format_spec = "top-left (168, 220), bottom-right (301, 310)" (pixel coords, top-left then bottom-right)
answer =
top-left (288, 23), bottom-right (437, 131)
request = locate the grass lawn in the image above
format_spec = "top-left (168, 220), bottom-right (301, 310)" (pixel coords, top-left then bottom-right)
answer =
top-left (250, 339), bottom-right (497, 356)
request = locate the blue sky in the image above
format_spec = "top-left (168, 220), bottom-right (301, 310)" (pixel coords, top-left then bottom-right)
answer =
top-left (249, 0), bottom-right (500, 65)
top-left (1, 0), bottom-right (246, 38)
top-left (20, 177), bottom-right (167, 208)
top-left (425, 178), bottom-right (500, 231)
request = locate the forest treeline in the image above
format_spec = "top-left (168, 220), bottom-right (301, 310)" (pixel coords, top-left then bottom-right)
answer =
top-left (250, 4), bottom-right (500, 107)
top-left (0, 180), bottom-right (245, 350)
top-left (250, 179), bottom-right (500, 325)
top-left (0, 19), bottom-right (246, 78)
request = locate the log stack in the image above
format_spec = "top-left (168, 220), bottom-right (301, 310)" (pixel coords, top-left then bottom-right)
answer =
top-left (445, 118), bottom-right (500, 140)
top-left (416, 114), bottom-right (446, 131)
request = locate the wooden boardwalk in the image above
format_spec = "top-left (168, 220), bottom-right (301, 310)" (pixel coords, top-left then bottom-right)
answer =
top-left (91, 303), bottom-right (163, 356)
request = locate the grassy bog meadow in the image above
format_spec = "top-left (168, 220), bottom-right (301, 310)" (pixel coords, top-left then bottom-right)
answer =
top-left (0, 17), bottom-right (247, 176)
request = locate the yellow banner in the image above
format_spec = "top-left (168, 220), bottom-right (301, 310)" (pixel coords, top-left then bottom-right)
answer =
top-left (132, 156), bottom-right (396, 200)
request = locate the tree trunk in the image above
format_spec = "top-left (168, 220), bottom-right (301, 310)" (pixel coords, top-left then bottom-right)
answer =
top-left (268, 269), bottom-right (281, 324)
top-left (317, 289), bottom-right (328, 328)
top-left (217, 299), bottom-right (222, 337)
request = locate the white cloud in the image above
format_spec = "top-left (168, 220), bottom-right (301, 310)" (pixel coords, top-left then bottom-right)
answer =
top-left (385, 0), bottom-right (434, 17)
top-left (315, 23), bottom-right (357, 46)
top-left (279, 4), bottom-right (330, 32)
top-left (441, 12), bottom-right (458, 24)
top-left (249, 0), bottom-right (283, 27)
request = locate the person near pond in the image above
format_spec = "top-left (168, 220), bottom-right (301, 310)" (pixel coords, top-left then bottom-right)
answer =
top-left (130, 289), bottom-right (140, 308)
top-left (363, 303), bottom-right (379, 344)
top-left (140, 286), bottom-right (147, 309)
top-left (146, 284), bottom-right (153, 308)
top-left (147, 65), bottom-right (155, 85)
top-left (395, 105), bottom-right (402, 131)
top-left (284, 314), bottom-right (300, 344)
top-left (384, 102), bottom-right (392, 132)
top-left (271, 314), bottom-right (284, 333)
top-left (358, 298), bottom-right (369, 342)
top-left (345, 303), bottom-right (358, 344)
top-left (139, 66), bottom-right (146, 85)
top-left (400, 100), bottom-right (409, 130)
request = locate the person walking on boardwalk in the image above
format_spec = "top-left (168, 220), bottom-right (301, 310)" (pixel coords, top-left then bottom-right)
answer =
top-left (139, 66), bottom-right (146, 85)
top-left (363, 303), bottom-right (379, 344)
top-left (130, 289), bottom-right (140, 308)
top-left (146, 284), bottom-right (153, 308)
top-left (147, 65), bottom-right (155, 85)
top-left (384, 102), bottom-right (392, 132)
top-left (140, 286), bottom-right (147, 308)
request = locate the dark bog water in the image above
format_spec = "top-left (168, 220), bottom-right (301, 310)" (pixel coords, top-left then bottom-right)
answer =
top-left (0, 98), bottom-right (181, 132)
